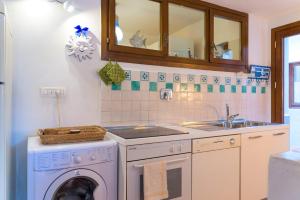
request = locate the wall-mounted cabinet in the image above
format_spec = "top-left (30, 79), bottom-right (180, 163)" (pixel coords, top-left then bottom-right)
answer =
top-left (210, 10), bottom-right (248, 66)
top-left (101, 0), bottom-right (248, 72)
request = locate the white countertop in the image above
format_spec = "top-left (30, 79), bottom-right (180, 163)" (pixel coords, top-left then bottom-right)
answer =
top-left (107, 123), bottom-right (289, 146)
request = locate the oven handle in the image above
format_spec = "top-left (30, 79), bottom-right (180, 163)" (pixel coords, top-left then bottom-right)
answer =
top-left (133, 157), bottom-right (190, 168)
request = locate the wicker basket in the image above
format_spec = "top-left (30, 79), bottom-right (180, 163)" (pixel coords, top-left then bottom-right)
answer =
top-left (38, 125), bottom-right (107, 145)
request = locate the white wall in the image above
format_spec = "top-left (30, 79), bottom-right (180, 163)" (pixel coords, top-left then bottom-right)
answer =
top-left (269, 7), bottom-right (300, 29)
top-left (6, 0), bottom-right (103, 199)
top-left (4, 0), bottom-right (271, 199)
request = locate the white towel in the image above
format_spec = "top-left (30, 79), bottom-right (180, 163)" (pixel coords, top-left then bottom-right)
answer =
top-left (144, 161), bottom-right (169, 200)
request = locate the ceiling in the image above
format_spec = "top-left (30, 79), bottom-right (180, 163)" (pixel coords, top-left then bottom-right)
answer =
top-left (203, 0), bottom-right (300, 18)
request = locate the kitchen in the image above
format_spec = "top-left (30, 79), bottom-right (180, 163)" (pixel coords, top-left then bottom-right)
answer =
top-left (1, 0), bottom-right (300, 200)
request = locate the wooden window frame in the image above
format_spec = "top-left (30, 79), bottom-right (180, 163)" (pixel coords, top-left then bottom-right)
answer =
top-left (271, 21), bottom-right (300, 123)
top-left (101, 0), bottom-right (249, 72)
top-left (289, 62), bottom-right (300, 108)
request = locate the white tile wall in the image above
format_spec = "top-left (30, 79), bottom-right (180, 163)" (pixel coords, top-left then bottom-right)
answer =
top-left (100, 70), bottom-right (270, 126)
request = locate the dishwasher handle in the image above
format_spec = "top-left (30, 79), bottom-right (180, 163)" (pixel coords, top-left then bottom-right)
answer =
top-left (248, 135), bottom-right (263, 140)
top-left (133, 157), bottom-right (190, 168)
top-left (273, 132), bottom-right (286, 136)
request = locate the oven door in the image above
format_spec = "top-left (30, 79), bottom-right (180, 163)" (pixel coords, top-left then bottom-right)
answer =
top-left (127, 153), bottom-right (191, 200)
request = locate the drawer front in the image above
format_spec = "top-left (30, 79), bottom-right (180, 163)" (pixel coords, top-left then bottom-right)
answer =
top-left (193, 135), bottom-right (241, 153)
top-left (127, 140), bottom-right (191, 161)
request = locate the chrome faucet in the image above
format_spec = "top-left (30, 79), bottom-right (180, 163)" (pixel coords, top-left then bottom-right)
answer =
top-left (226, 104), bottom-right (239, 123)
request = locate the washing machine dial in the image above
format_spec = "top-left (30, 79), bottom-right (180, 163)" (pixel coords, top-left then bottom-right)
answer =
top-left (73, 155), bottom-right (82, 164)
top-left (90, 155), bottom-right (96, 161)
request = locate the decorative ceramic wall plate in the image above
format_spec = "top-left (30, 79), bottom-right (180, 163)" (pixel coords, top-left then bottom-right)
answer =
top-left (66, 25), bottom-right (96, 62)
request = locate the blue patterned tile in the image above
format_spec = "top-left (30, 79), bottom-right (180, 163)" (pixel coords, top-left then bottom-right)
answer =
top-left (112, 83), bottom-right (121, 91)
top-left (158, 72), bottom-right (166, 82)
top-left (149, 82), bottom-right (157, 92)
top-left (213, 76), bottom-right (220, 85)
top-left (200, 75), bottom-right (208, 84)
top-left (166, 83), bottom-right (173, 90)
top-left (220, 85), bottom-right (225, 93)
top-left (231, 85), bottom-right (237, 93)
top-left (207, 84), bottom-right (213, 93)
top-left (194, 84), bottom-right (201, 92)
top-left (131, 81), bottom-right (140, 91)
top-left (242, 86), bottom-right (247, 93)
top-left (261, 87), bottom-right (266, 94)
top-left (140, 71), bottom-right (149, 81)
top-left (251, 86), bottom-right (256, 94)
top-left (236, 78), bottom-right (242, 85)
top-left (247, 79), bottom-right (253, 86)
top-left (173, 74), bottom-right (181, 83)
top-left (256, 79), bottom-right (261, 86)
top-left (188, 74), bottom-right (195, 83)
top-left (225, 77), bottom-right (231, 85)
top-left (124, 70), bottom-right (131, 80)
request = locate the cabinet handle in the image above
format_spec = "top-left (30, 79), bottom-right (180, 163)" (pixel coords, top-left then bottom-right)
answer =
top-left (273, 132), bottom-right (286, 136)
top-left (248, 135), bottom-right (262, 139)
top-left (213, 140), bottom-right (224, 144)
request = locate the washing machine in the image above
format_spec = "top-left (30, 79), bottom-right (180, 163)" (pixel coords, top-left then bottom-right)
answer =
top-left (27, 136), bottom-right (117, 200)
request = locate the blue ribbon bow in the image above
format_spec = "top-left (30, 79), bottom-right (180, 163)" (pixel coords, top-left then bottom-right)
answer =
top-left (74, 25), bottom-right (89, 37)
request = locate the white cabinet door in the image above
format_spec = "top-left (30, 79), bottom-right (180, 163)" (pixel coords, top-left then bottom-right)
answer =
top-left (270, 130), bottom-right (289, 154)
top-left (241, 132), bottom-right (270, 200)
top-left (192, 148), bottom-right (240, 200)
top-left (241, 129), bottom-right (289, 200)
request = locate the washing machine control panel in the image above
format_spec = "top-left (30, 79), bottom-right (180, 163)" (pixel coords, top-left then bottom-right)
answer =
top-left (34, 146), bottom-right (114, 171)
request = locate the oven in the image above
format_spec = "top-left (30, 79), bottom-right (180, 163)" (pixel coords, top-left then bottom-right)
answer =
top-left (126, 140), bottom-right (192, 200)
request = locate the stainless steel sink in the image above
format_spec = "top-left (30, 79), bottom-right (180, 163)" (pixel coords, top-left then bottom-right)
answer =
top-left (182, 120), bottom-right (274, 131)
top-left (215, 120), bottom-right (272, 128)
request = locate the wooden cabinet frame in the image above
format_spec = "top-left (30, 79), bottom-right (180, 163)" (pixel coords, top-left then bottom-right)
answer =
top-left (101, 0), bottom-right (248, 72)
top-left (108, 0), bottom-right (166, 57)
top-left (209, 9), bottom-right (248, 66)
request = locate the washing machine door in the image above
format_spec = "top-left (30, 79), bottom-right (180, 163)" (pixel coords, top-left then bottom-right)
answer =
top-left (44, 169), bottom-right (107, 200)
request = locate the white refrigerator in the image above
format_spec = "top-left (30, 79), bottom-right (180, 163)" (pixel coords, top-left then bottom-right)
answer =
top-left (0, 1), bottom-right (12, 199)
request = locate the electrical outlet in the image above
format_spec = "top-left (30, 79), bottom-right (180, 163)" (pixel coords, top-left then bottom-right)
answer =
top-left (40, 87), bottom-right (65, 96)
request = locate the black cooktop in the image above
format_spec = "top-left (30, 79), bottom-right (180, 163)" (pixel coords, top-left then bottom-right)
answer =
top-left (107, 126), bottom-right (189, 139)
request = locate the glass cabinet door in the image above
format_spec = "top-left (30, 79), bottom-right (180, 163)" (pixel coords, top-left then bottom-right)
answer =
top-left (210, 10), bottom-right (247, 65)
top-left (168, 3), bottom-right (207, 60)
top-left (109, 0), bottom-right (165, 56)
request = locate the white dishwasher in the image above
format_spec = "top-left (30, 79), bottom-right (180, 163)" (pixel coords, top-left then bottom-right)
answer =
top-left (192, 135), bottom-right (241, 200)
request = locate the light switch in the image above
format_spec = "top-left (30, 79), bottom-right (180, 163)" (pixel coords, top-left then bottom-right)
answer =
top-left (40, 87), bottom-right (65, 96)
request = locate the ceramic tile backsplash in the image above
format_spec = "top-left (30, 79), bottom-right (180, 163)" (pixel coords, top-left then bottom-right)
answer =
top-left (100, 70), bottom-right (270, 125)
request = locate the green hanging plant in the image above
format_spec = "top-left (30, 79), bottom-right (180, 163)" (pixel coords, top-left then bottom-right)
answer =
top-left (98, 61), bottom-right (114, 85)
top-left (107, 62), bottom-right (125, 84)
top-left (98, 61), bottom-right (125, 85)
